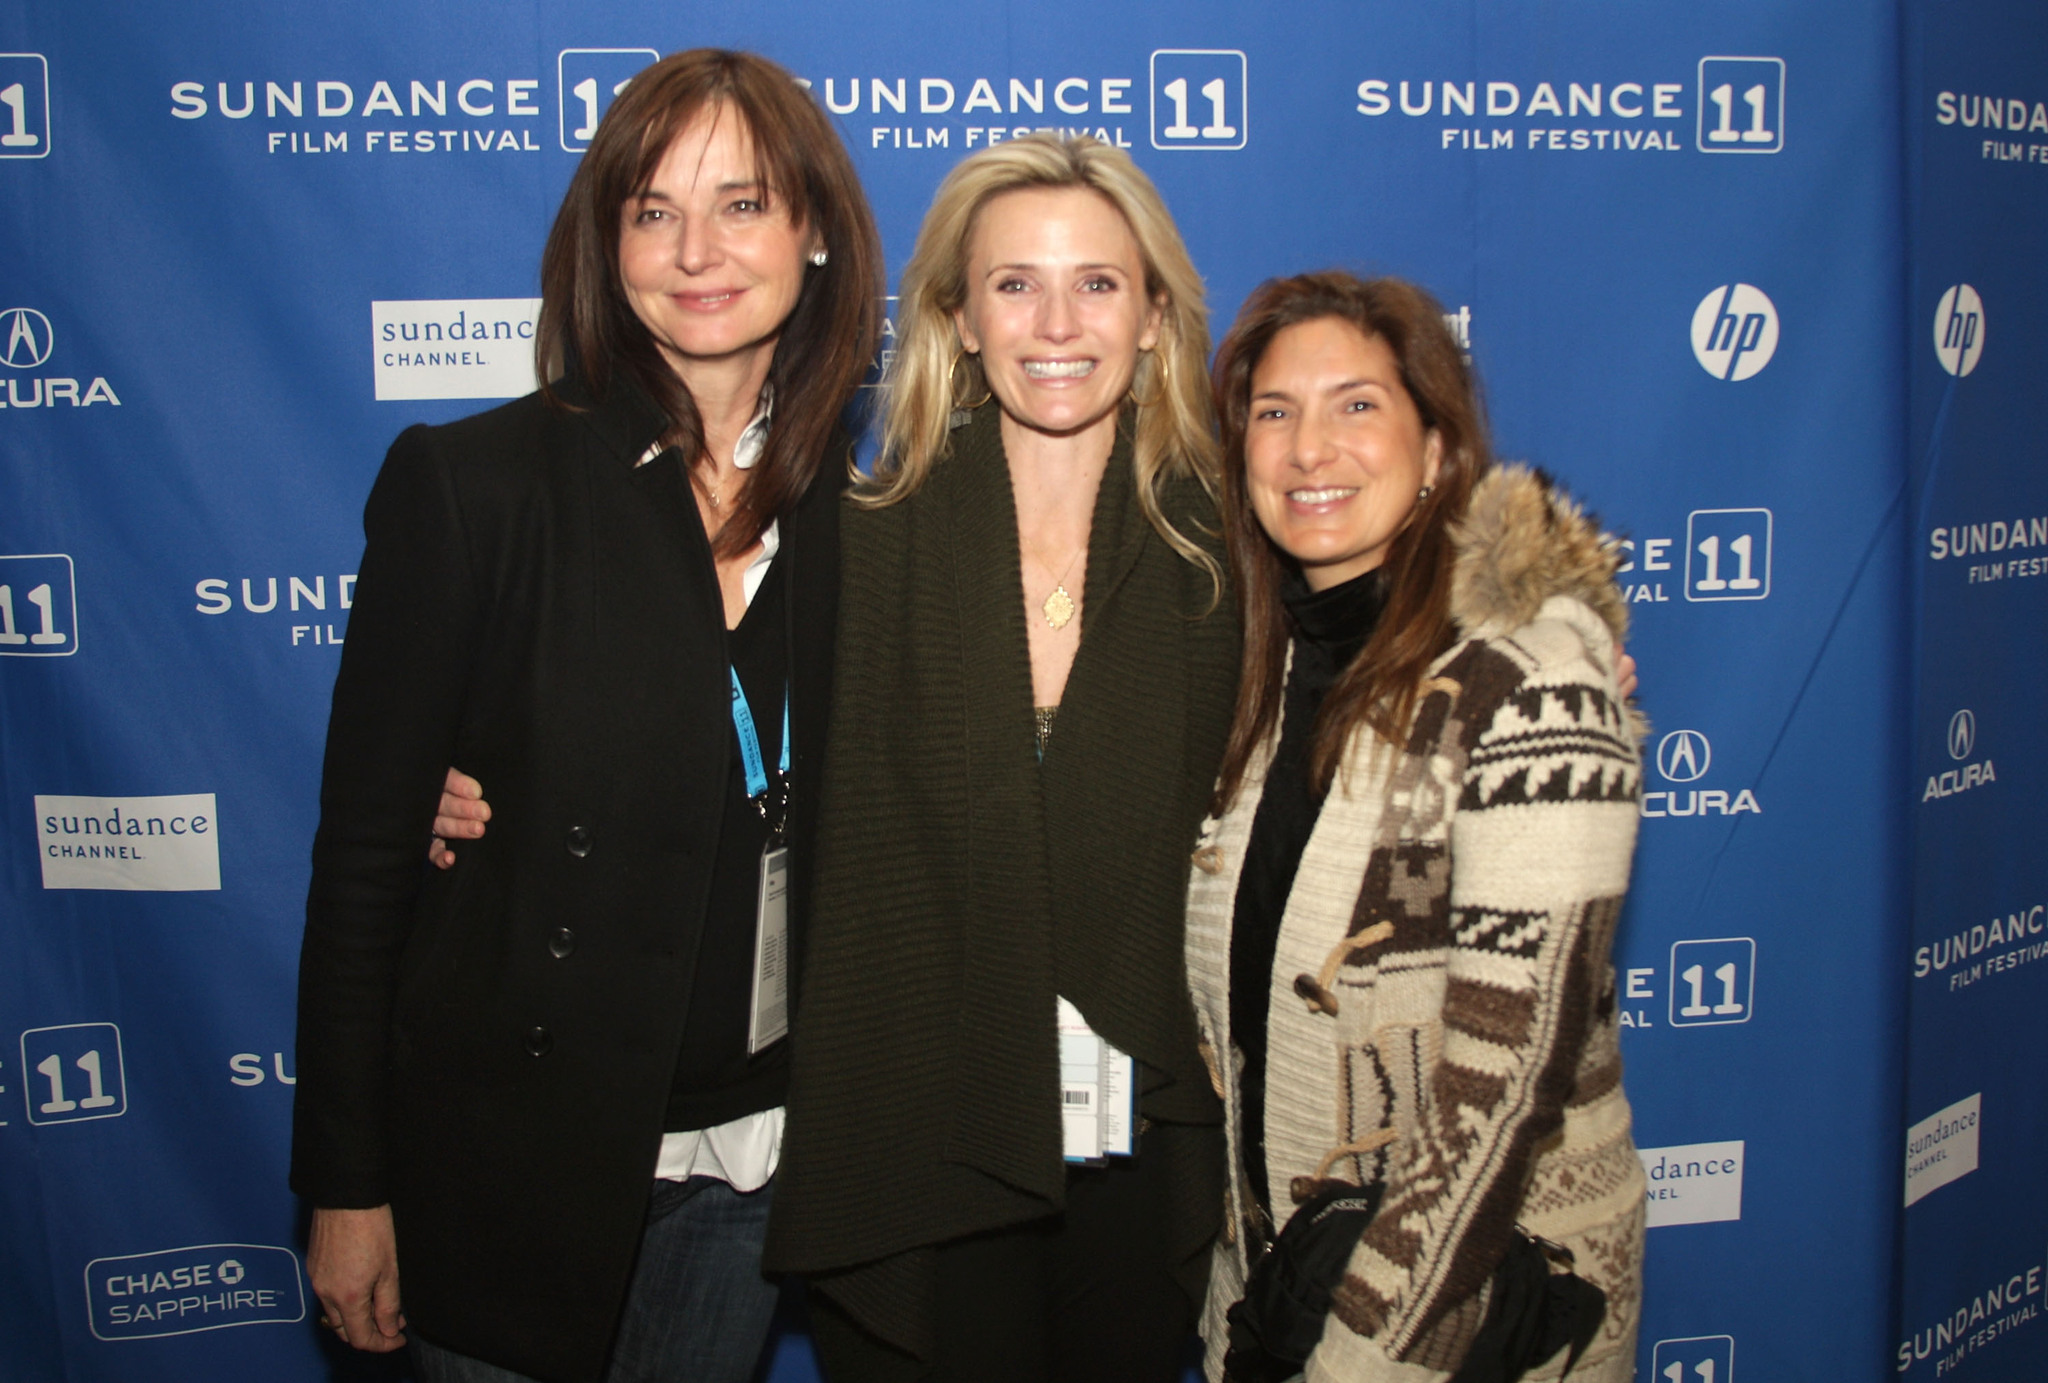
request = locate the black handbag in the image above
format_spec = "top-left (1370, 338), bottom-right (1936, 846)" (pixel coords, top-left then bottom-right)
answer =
top-left (1222, 1179), bottom-right (1604, 1383)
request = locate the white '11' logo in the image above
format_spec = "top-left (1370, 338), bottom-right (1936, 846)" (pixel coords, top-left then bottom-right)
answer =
top-left (20, 1022), bottom-right (127, 1124)
top-left (0, 582), bottom-right (64, 645)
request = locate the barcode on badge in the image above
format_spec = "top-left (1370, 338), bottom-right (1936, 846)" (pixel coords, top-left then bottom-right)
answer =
top-left (1063, 1089), bottom-right (1092, 1105)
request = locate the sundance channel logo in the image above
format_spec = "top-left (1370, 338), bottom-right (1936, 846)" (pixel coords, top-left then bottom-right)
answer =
top-left (372, 298), bottom-right (539, 401)
top-left (1905, 1092), bottom-right (1980, 1207)
top-left (35, 794), bottom-right (220, 891)
top-left (85, 1243), bottom-right (305, 1340)
top-left (1638, 1139), bottom-right (1744, 1227)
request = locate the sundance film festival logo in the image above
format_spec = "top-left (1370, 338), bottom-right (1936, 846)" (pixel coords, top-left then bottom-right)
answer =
top-left (85, 1244), bottom-right (305, 1340)
top-left (1933, 284), bottom-right (1985, 376)
top-left (1690, 284), bottom-right (1778, 380)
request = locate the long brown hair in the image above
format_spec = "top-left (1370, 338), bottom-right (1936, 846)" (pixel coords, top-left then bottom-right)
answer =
top-left (536, 49), bottom-right (883, 557)
top-left (1212, 272), bottom-right (1493, 811)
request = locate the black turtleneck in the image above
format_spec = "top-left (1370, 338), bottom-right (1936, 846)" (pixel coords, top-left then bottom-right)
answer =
top-left (1229, 566), bottom-right (1388, 1215)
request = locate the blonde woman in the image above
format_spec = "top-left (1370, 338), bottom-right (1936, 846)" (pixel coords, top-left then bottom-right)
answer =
top-left (762, 135), bottom-right (1236, 1382)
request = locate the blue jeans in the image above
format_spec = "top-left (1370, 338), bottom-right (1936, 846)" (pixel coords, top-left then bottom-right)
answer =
top-left (410, 1175), bottom-right (780, 1383)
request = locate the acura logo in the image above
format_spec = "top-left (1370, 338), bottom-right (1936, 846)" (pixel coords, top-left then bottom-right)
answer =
top-left (1, 308), bottom-right (52, 369)
top-left (1656, 729), bottom-right (1712, 783)
top-left (1948, 709), bottom-right (1975, 762)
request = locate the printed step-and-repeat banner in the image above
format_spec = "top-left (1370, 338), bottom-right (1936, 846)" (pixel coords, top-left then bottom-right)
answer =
top-left (1899, 0), bottom-right (2048, 1381)
top-left (0, 0), bottom-right (2031, 1380)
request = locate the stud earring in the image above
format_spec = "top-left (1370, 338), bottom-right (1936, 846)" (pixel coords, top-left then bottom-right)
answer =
top-left (1417, 485), bottom-right (1434, 499)
top-left (809, 249), bottom-right (829, 267)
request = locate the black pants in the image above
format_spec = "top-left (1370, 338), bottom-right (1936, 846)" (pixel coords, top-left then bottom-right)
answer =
top-left (809, 1142), bottom-right (1197, 1383)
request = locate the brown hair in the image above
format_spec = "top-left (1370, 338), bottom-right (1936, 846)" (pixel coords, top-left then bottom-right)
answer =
top-left (536, 49), bottom-right (883, 557)
top-left (1211, 272), bottom-right (1493, 811)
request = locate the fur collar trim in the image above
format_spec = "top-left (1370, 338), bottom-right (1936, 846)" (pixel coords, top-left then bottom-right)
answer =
top-left (1449, 464), bottom-right (1628, 643)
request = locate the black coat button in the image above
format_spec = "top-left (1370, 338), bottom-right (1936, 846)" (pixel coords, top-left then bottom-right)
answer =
top-left (524, 1025), bottom-right (552, 1056)
top-left (548, 927), bottom-right (575, 958)
top-left (566, 825), bottom-right (592, 858)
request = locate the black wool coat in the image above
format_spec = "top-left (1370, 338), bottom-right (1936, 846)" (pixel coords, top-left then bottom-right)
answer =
top-left (291, 377), bottom-right (841, 1383)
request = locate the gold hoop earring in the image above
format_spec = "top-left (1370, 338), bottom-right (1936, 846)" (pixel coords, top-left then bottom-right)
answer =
top-left (949, 349), bottom-right (991, 410)
top-left (1125, 349), bottom-right (1168, 410)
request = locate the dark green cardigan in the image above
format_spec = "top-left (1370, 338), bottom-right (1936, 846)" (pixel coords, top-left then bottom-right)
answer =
top-left (763, 402), bottom-right (1240, 1357)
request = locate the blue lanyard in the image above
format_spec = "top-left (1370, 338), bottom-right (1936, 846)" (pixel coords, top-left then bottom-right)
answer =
top-left (729, 668), bottom-right (790, 803)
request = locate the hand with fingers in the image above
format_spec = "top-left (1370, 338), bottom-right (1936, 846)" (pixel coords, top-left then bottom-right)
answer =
top-left (308, 1204), bottom-right (407, 1352)
top-left (428, 767), bottom-right (489, 870)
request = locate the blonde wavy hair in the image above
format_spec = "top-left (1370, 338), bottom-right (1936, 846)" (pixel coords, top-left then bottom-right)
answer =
top-left (861, 134), bottom-right (1221, 581)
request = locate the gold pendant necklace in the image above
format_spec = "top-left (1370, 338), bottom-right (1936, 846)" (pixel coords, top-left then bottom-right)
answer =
top-left (1032, 544), bottom-right (1084, 630)
top-left (1042, 584), bottom-right (1076, 630)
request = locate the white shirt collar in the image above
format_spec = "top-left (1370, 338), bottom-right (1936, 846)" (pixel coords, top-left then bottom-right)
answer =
top-left (635, 387), bottom-right (773, 470)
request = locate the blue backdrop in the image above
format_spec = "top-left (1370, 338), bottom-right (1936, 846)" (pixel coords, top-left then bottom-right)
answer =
top-left (1897, 1), bottom-right (2048, 1381)
top-left (0, 1), bottom-right (2026, 1380)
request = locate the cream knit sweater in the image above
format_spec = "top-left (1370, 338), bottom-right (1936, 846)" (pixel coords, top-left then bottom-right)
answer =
top-left (1186, 466), bottom-right (1647, 1383)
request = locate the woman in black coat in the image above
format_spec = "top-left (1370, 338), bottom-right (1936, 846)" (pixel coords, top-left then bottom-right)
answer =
top-left (291, 50), bottom-right (881, 1383)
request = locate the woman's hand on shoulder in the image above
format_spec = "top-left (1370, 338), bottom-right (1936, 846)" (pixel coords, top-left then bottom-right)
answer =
top-left (427, 767), bottom-right (488, 870)
top-left (1614, 643), bottom-right (1639, 702)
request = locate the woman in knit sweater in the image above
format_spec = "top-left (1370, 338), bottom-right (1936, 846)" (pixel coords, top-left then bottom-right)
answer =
top-left (762, 135), bottom-right (1238, 1382)
top-left (1186, 273), bottom-right (1646, 1383)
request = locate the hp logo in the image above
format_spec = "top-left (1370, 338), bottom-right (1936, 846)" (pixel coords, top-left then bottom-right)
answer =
top-left (1690, 285), bottom-right (1778, 381)
top-left (0, 307), bottom-right (52, 368)
top-left (1947, 709), bottom-right (1975, 761)
top-left (1933, 285), bottom-right (1984, 377)
top-left (1657, 730), bottom-right (1712, 783)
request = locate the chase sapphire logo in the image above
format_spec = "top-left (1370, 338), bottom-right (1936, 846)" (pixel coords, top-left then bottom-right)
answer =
top-left (1947, 709), bottom-right (1975, 761)
top-left (1656, 730), bottom-right (1711, 783)
top-left (1690, 285), bottom-right (1778, 380)
top-left (0, 55), bottom-right (50, 159)
top-left (1150, 50), bottom-right (1246, 151)
top-left (85, 1243), bottom-right (305, 1340)
top-left (1697, 57), bottom-right (1782, 153)
top-left (1, 307), bottom-right (52, 369)
top-left (558, 48), bottom-right (658, 152)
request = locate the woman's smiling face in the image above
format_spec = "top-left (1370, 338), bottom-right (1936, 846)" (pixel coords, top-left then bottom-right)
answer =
top-left (617, 104), bottom-right (816, 378)
top-left (1243, 316), bottom-right (1442, 590)
top-left (953, 185), bottom-right (1162, 443)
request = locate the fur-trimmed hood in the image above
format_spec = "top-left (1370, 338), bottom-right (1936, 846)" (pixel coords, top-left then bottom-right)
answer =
top-left (1448, 463), bottom-right (1628, 644)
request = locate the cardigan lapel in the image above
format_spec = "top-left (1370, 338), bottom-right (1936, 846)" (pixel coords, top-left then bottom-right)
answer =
top-left (929, 405), bottom-right (1065, 1205)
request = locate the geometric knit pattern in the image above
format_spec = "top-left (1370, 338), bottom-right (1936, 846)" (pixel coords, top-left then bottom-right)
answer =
top-left (1185, 466), bottom-right (1647, 1383)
